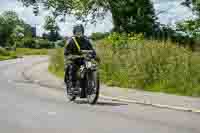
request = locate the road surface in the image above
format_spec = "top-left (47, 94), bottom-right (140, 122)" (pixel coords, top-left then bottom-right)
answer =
top-left (0, 56), bottom-right (200, 133)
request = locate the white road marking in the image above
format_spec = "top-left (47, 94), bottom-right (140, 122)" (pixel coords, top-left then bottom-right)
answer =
top-left (48, 112), bottom-right (57, 115)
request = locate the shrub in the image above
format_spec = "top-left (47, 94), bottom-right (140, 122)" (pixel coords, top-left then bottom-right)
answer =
top-left (0, 47), bottom-right (10, 56)
top-left (22, 37), bottom-right (36, 48)
top-left (90, 32), bottom-right (109, 40)
top-left (35, 39), bottom-right (54, 49)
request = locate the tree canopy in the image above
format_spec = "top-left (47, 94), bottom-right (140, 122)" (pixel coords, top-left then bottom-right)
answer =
top-left (43, 15), bottom-right (61, 41)
top-left (0, 11), bottom-right (33, 47)
top-left (18, 0), bottom-right (157, 34)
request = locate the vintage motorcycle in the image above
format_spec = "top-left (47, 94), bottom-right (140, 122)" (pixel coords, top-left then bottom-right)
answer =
top-left (64, 50), bottom-right (100, 105)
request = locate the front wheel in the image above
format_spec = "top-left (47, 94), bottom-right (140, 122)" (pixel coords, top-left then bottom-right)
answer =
top-left (87, 71), bottom-right (100, 105)
top-left (64, 81), bottom-right (76, 102)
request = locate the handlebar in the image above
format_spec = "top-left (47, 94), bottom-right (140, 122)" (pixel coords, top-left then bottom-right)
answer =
top-left (80, 50), bottom-right (94, 54)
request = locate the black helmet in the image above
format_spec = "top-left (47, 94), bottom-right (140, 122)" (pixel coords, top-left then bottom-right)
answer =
top-left (73, 24), bottom-right (84, 35)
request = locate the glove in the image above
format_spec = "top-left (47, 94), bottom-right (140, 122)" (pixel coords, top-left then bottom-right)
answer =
top-left (68, 55), bottom-right (84, 60)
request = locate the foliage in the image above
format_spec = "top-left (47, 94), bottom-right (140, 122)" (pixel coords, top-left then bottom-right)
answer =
top-left (97, 33), bottom-right (200, 96)
top-left (49, 33), bottom-right (200, 97)
top-left (0, 48), bottom-right (50, 61)
top-left (15, 48), bottom-right (49, 56)
top-left (44, 16), bottom-right (59, 32)
top-left (0, 47), bottom-right (10, 56)
top-left (48, 48), bottom-right (64, 77)
top-left (54, 39), bottom-right (66, 48)
top-left (182, 0), bottom-right (200, 16)
top-left (176, 19), bottom-right (200, 39)
top-left (35, 39), bottom-right (54, 49)
top-left (19, 0), bottom-right (157, 34)
top-left (18, 37), bottom-right (55, 49)
top-left (90, 32), bottom-right (109, 40)
top-left (43, 15), bottom-right (61, 41)
top-left (0, 11), bottom-right (33, 48)
top-left (177, 1), bottom-right (200, 47)
top-left (0, 48), bottom-right (17, 60)
top-left (21, 37), bottom-right (36, 48)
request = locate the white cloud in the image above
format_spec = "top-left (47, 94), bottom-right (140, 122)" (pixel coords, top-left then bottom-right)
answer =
top-left (153, 0), bottom-right (195, 25)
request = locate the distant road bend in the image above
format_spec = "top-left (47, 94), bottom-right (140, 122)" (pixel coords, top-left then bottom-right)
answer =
top-left (0, 56), bottom-right (199, 133)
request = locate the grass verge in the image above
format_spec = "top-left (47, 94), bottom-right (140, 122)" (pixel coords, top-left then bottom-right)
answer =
top-left (0, 48), bottom-right (50, 61)
top-left (48, 34), bottom-right (200, 97)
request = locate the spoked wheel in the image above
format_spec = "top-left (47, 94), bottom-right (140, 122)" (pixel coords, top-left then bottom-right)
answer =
top-left (87, 71), bottom-right (100, 105)
top-left (64, 81), bottom-right (76, 102)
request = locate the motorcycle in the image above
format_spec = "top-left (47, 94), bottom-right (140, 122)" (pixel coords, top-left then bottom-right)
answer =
top-left (64, 50), bottom-right (100, 105)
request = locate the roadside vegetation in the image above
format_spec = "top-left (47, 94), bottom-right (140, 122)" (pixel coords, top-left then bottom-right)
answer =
top-left (48, 48), bottom-right (65, 78)
top-left (0, 47), bottom-right (50, 61)
top-left (1, 0), bottom-right (199, 97)
top-left (0, 48), bottom-right (17, 61)
top-left (49, 33), bottom-right (200, 97)
top-left (0, 10), bottom-right (65, 61)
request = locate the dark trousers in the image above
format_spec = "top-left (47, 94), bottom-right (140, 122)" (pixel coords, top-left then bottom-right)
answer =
top-left (65, 59), bottom-right (84, 87)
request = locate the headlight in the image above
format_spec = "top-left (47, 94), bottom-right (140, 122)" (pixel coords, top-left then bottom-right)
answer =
top-left (86, 61), bottom-right (92, 68)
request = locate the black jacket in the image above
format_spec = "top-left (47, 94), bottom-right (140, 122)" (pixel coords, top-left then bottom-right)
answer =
top-left (64, 36), bottom-right (96, 58)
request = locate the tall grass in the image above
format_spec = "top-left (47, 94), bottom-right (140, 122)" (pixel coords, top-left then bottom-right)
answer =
top-left (49, 33), bottom-right (200, 97)
top-left (48, 48), bottom-right (65, 78)
top-left (97, 33), bottom-right (200, 96)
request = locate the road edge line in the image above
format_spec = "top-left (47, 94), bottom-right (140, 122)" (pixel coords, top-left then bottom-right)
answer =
top-left (22, 61), bottom-right (200, 114)
top-left (100, 95), bottom-right (200, 113)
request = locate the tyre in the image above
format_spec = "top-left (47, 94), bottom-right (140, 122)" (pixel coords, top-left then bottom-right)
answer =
top-left (64, 81), bottom-right (76, 102)
top-left (87, 71), bottom-right (100, 105)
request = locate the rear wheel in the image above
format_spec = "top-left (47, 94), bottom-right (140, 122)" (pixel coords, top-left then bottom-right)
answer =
top-left (87, 71), bottom-right (100, 105)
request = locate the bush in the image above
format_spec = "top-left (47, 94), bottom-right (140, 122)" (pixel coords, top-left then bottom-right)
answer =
top-left (35, 39), bottom-right (54, 49)
top-left (90, 32), bottom-right (109, 41)
top-left (19, 37), bottom-right (54, 49)
top-left (21, 37), bottom-right (36, 48)
top-left (0, 47), bottom-right (10, 56)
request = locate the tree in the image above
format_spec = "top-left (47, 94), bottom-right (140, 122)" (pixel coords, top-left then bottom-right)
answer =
top-left (43, 15), bottom-right (60, 41)
top-left (18, 0), bottom-right (157, 34)
top-left (0, 11), bottom-right (20, 47)
top-left (44, 16), bottom-right (59, 32)
top-left (0, 11), bottom-right (33, 47)
top-left (177, 1), bottom-right (200, 40)
top-left (182, 0), bottom-right (200, 16)
top-left (109, 0), bottom-right (157, 34)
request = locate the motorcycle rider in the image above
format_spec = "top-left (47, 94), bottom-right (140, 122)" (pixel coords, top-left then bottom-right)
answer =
top-left (64, 24), bottom-right (98, 96)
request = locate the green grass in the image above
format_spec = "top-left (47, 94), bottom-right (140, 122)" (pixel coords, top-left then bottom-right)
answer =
top-left (48, 48), bottom-right (65, 79)
top-left (0, 48), bottom-right (50, 61)
top-left (0, 55), bottom-right (17, 61)
top-left (48, 64), bottom-right (64, 79)
top-left (48, 34), bottom-right (200, 97)
top-left (15, 48), bottom-right (50, 56)
top-left (97, 38), bottom-right (200, 97)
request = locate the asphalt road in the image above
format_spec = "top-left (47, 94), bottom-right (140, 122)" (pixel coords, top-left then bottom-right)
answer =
top-left (0, 56), bottom-right (200, 133)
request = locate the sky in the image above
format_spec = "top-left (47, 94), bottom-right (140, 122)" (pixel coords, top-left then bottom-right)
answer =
top-left (0, 0), bottom-right (196, 36)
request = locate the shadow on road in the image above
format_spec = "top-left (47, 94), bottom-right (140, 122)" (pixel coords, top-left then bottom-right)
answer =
top-left (74, 100), bottom-right (128, 107)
